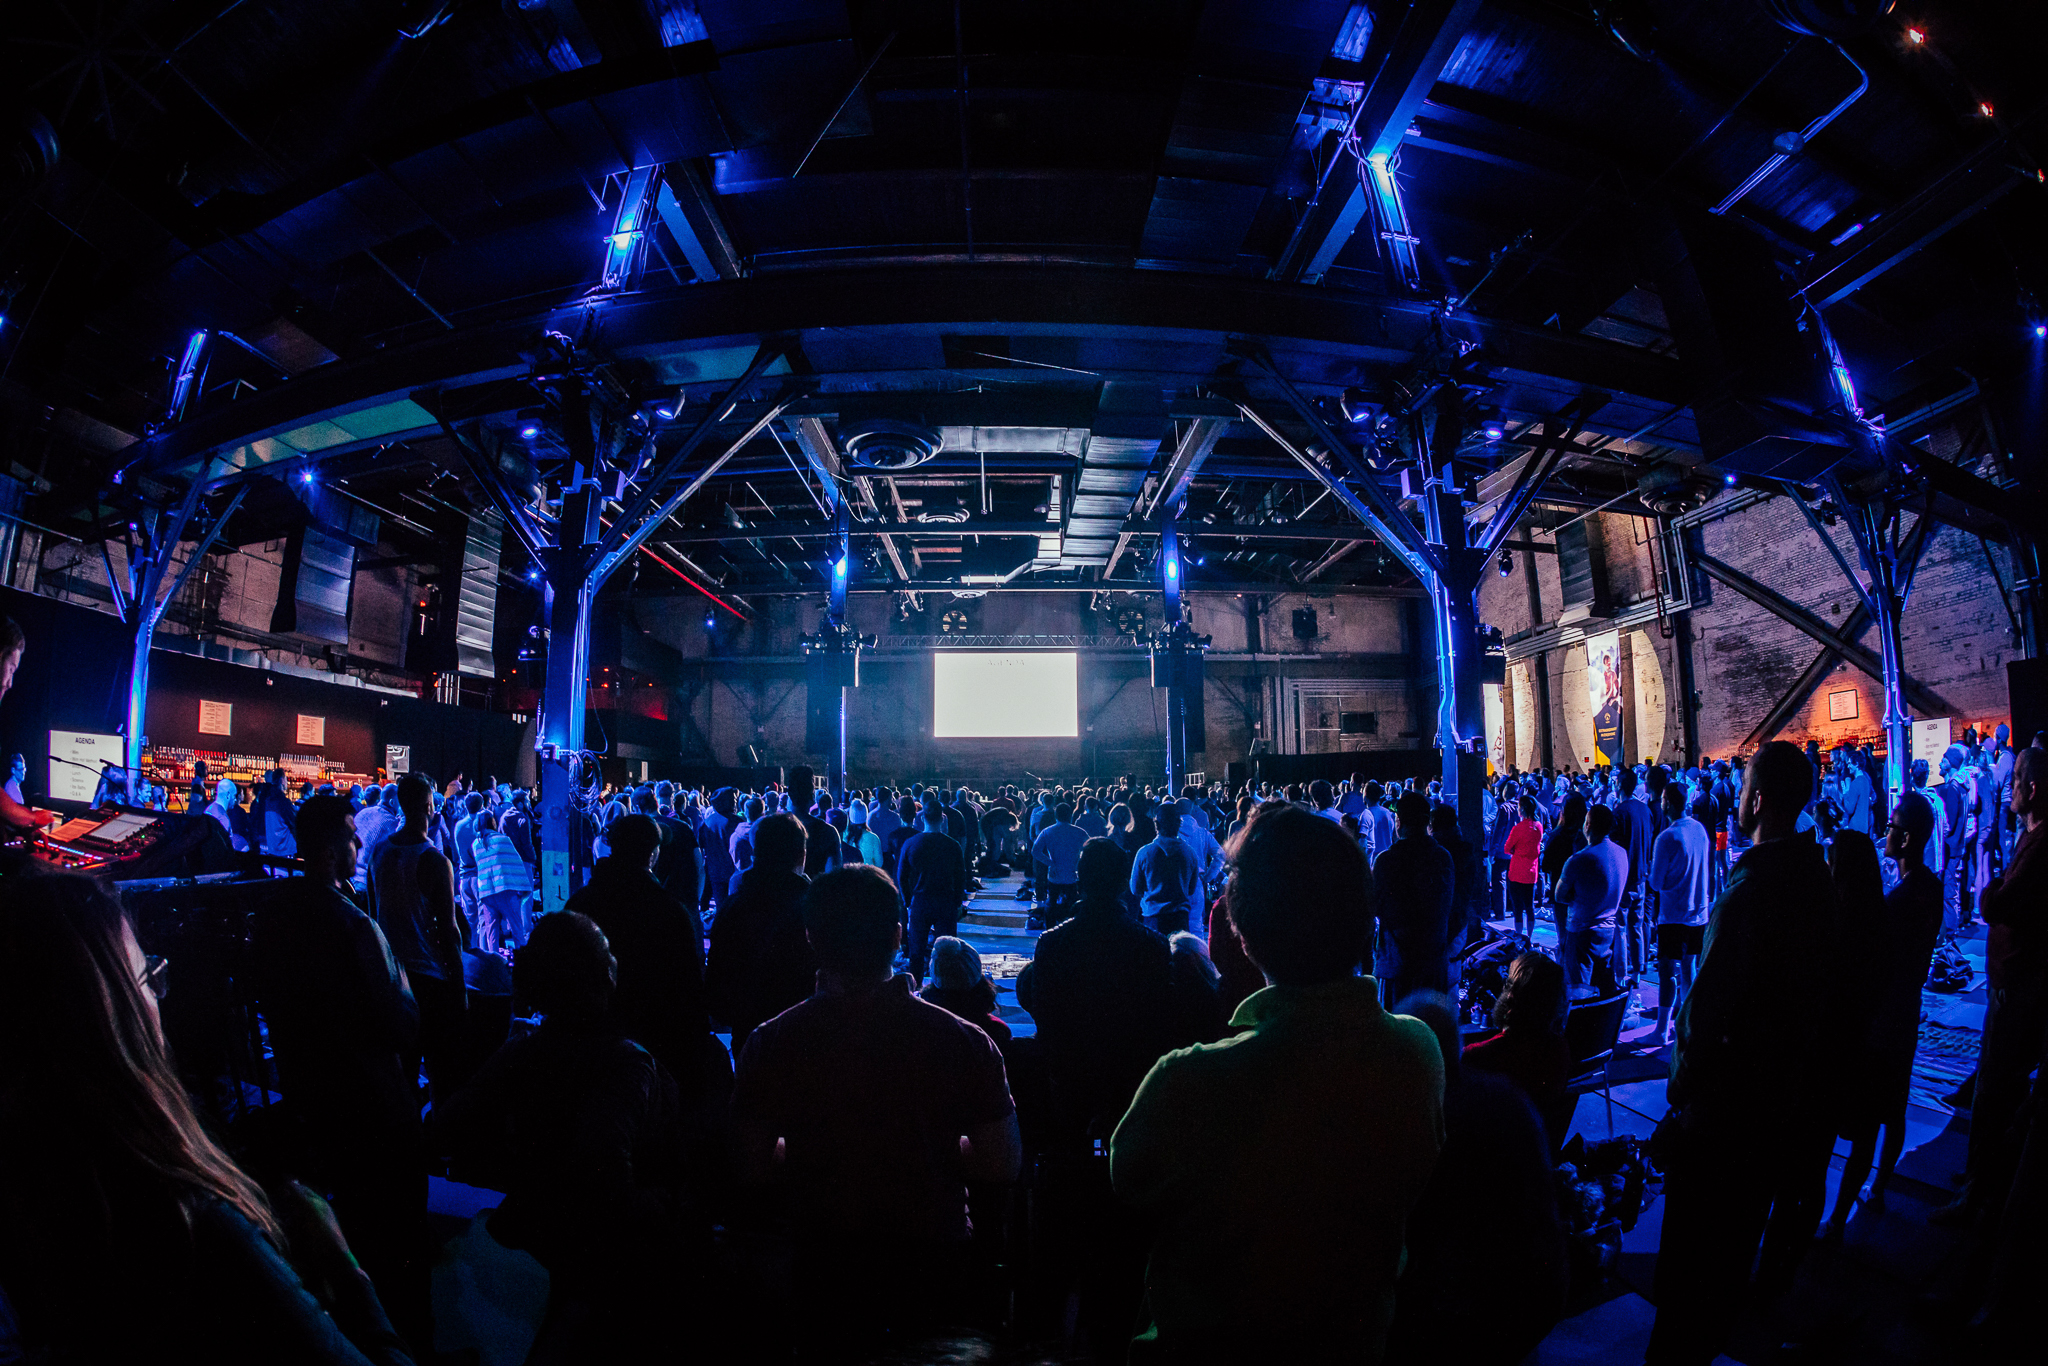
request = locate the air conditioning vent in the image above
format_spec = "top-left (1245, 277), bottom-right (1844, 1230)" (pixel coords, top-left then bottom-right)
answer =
top-left (843, 420), bottom-right (942, 471)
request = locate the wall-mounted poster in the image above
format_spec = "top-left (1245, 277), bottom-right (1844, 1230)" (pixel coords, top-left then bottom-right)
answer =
top-left (1828, 689), bottom-right (1860, 722)
top-left (1585, 630), bottom-right (1623, 769)
top-left (198, 700), bottom-right (233, 736)
top-left (385, 744), bottom-right (411, 775)
top-left (296, 714), bottom-right (326, 746)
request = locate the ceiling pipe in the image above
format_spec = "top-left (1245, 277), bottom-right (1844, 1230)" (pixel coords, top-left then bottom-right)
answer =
top-left (1711, 41), bottom-right (1869, 216)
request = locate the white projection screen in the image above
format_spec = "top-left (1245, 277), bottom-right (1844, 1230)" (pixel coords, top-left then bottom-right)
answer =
top-left (932, 652), bottom-right (1079, 738)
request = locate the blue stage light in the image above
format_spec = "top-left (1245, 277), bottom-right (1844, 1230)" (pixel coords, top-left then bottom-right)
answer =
top-left (1724, 472), bottom-right (1738, 486)
top-left (1165, 558), bottom-right (1178, 580)
top-left (834, 556), bottom-right (847, 578)
top-left (521, 424), bottom-right (540, 438)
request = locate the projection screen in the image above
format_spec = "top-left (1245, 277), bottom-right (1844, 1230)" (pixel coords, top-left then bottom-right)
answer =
top-left (932, 652), bottom-right (1078, 738)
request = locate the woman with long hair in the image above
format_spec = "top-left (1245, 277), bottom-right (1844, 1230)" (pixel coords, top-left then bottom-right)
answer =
top-left (0, 874), bottom-right (415, 1364)
top-left (1463, 952), bottom-right (1574, 1143)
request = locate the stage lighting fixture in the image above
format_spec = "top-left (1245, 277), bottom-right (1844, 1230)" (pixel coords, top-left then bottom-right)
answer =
top-left (704, 613), bottom-right (716, 630)
top-left (300, 469), bottom-right (315, 484)
top-left (521, 424), bottom-right (540, 438)
top-left (1165, 557), bottom-right (1178, 581)
top-left (656, 407), bottom-right (673, 419)
top-left (1498, 550), bottom-right (1514, 577)
top-left (526, 568), bottom-right (541, 582)
top-left (1905, 26), bottom-right (1924, 43)
top-left (2035, 323), bottom-right (2047, 339)
top-left (1724, 472), bottom-right (1739, 486)
top-left (834, 556), bottom-right (847, 579)
top-left (1339, 386), bottom-right (1374, 424)
top-left (1484, 423), bottom-right (1505, 440)
top-left (1979, 102), bottom-right (1995, 118)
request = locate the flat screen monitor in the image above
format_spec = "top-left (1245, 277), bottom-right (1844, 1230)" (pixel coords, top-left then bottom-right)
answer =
top-left (48, 730), bottom-right (122, 803)
top-left (932, 652), bottom-right (1078, 738)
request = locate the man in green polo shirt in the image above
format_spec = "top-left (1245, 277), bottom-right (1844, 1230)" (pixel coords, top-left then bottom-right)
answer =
top-left (1111, 803), bottom-right (1444, 1363)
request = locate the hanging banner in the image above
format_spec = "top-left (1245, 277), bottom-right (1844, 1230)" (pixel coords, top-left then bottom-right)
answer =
top-left (1585, 630), bottom-right (1624, 769)
top-left (1482, 683), bottom-right (1505, 775)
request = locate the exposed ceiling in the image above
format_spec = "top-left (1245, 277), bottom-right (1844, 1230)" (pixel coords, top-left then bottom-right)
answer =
top-left (1, 0), bottom-right (2041, 635)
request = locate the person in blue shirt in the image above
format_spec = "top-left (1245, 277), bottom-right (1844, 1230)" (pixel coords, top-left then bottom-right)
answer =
top-left (1556, 804), bottom-right (1628, 996)
top-left (1076, 796), bottom-right (1109, 839)
top-left (1032, 802), bottom-right (1091, 927)
top-left (1130, 805), bottom-right (1203, 935)
top-left (1365, 782), bottom-right (1396, 863)
top-left (1338, 773), bottom-right (1367, 818)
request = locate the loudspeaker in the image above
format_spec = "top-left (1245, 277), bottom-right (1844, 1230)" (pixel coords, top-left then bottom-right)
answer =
top-left (805, 652), bottom-right (839, 754)
top-left (1179, 647), bottom-right (1205, 749)
top-left (2010, 658), bottom-right (2048, 751)
top-left (1649, 210), bottom-right (1846, 477)
top-left (1152, 645), bottom-right (1206, 753)
top-left (1554, 521), bottom-right (1612, 616)
top-left (454, 511), bottom-right (503, 677)
top-left (270, 526), bottom-right (354, 644)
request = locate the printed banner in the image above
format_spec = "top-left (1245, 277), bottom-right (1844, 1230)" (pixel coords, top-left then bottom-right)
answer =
top-left (1585, 631), bottom-right (1624, 769)
top-left (1482, 683), bottom-right (1504, 775)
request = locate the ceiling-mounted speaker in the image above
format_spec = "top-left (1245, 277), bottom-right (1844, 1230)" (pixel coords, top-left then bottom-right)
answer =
top-left (843, 420), bottom-right (942, 471)
top-left (271, 526), bottom-right (355, 646)
top-left (1649, 210), bottom-right (1847, 479)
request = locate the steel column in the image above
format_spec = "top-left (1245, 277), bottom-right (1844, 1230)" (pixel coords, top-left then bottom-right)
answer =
top-left (1419, 391), bottom-right (1487, 840)
top-left (1160, 516), bottom-right (1189, 793)
top-left (537, 547), bottom-right (594, 915)
top-left (1844, 503), bottom-right (1911, 806)
top-left (121, 474), bottom-right (244, 790)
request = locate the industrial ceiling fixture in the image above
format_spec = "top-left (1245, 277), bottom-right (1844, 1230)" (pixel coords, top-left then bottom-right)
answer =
top-left (843, 420), bottom-right (943, 471)
top-left (938, 606), bottom-right (972, 633)
top-left (1498, 549), bottom-right (1515, 578)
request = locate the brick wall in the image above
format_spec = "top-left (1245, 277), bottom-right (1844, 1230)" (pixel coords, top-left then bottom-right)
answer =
top-left (1480, 489), bottom-right (2016, 767)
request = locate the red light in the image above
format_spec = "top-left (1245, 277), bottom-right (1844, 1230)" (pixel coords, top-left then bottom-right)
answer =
top-left (1906, 27), bottom-right (1925, 44)
top-left (1980, 101), bottom-right (1995, 118)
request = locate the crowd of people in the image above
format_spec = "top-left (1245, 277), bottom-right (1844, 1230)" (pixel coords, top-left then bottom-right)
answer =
top-left (1, 699), bottom-right (2044, 1363)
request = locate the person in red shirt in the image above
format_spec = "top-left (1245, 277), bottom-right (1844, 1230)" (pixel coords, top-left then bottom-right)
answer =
top-left (1503, 795), bottom-right (1546, 941)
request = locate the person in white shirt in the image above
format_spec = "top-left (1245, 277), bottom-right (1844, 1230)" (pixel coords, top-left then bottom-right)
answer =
top-left (1648, 785), bottom-right (1712, 1043)
top-left (1174, 798), bottom-right (1227, 900)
